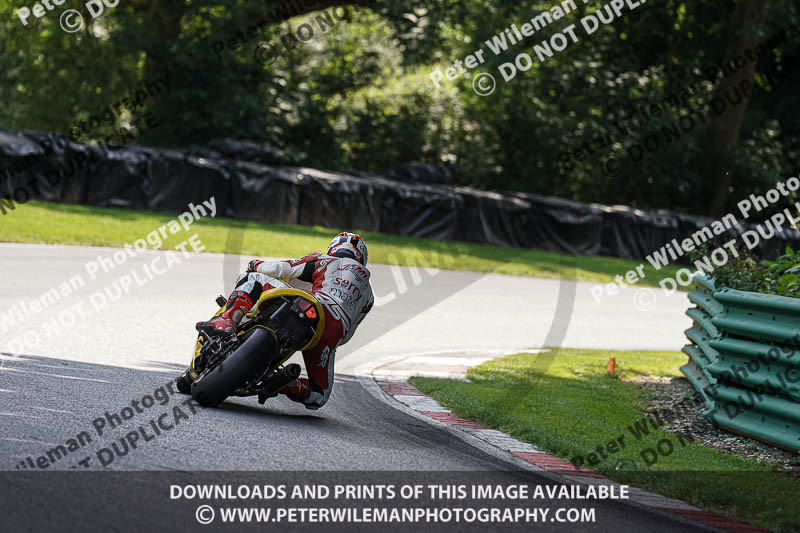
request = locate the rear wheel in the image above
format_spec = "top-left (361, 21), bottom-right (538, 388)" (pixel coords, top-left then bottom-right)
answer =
top-left (191, 329), bottom-right (278, 407)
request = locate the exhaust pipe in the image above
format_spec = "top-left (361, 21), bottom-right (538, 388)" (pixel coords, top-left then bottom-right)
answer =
top-left (257, 364), bottom-right (302, 404)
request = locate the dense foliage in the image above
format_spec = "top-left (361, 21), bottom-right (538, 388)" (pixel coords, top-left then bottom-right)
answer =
top-left (1, 0), bottom-right (799, 217)
top-left (710, 246), bottom-right (800, 298)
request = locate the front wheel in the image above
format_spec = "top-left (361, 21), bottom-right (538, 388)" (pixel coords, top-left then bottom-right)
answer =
top-left (191, 329), bottom-right (278, 407)
top-left (176, 369), bottom-right (193, 395)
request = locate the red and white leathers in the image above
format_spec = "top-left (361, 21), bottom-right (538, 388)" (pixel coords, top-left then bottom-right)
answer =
top-left (245, 253), bottom-right (374, 409)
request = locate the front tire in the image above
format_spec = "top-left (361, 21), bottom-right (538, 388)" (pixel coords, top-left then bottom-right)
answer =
top-left (176, 370), bottom-right (193, 395)
top-left (191, 329), bottom-right (278, 407)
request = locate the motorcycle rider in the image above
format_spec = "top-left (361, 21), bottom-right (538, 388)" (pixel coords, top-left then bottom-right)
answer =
top-left (193, 232), bottom-right (374, 410)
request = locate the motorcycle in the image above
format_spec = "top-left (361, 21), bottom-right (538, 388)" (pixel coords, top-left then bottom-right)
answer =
top-left (176, 282), bottom-right (324, 407)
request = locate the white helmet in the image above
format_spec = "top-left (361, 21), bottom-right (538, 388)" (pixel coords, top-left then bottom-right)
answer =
top-left (326, 232), bottom-right (368, 266)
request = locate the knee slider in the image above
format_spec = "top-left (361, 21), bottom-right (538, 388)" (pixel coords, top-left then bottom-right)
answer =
top-left (304, 388), bottom-right (329, 409)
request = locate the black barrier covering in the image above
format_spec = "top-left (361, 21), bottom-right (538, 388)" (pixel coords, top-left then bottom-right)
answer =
top-left (452, 189), bottom-right (606, 254)
top-left (209, 138), bottom-right (282, 166)
top-left (0, 130), bottom-right (45, 158)
top-left (230, 162), bottom-right (302, 225)
top-left (2, 129), bottom-right (800, 261)
top-left (297, 168), bottom-right (384, 232)
top-left (455, 189), bottom-right (534, 248)
top-left (380, 180), bottom-right (463, 240)
top-left (599, 207), bottom-right (680, 260)
top-left (391, 161), bottom-right (455, 185)
top-left (83, 146), bottom-right (153, 208)
top-left (0, 131), bottom-right (46, 198)
top-left (149, 150), bottom-right (231, 214)
top-left (519, 193), bottom-right (606, 255)
top-left (41, 140), bottom-right (95, 204)
top-left (0, 471), bottom-right (712, 533)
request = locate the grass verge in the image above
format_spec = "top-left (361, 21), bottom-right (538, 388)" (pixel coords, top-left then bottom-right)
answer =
top-left (410, 348), bottom-right (798, 532)
top-left (0, 200), bottom-right (683, 287)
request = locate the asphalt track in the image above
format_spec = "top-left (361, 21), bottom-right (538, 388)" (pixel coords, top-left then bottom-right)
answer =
top-left (0, 243), bottom-right (701, 532)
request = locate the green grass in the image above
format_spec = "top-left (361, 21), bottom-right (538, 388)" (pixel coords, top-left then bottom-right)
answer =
top-left (0, 200), bottom-right (683, 287)
top-left (410, 348), bottom-right (799, 533)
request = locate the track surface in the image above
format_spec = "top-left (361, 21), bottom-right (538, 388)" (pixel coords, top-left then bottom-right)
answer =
top-left (0, 244), bottom-right (700, 531)
top-left (0, 243), bottom-right (688, 368)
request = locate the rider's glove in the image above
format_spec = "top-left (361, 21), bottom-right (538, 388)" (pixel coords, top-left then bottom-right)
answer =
top-left (247, 259), bottom-right (264, 273)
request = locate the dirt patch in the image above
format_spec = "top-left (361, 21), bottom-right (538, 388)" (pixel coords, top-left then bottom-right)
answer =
top-left (634, 376), bottom-right (800, 477)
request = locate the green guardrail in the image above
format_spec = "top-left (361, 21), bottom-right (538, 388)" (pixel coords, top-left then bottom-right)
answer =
top-left (681, 274), bottom-right (800, 453)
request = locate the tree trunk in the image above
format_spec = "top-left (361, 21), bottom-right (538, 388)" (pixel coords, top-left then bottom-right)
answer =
top-left (706, 0), bottom-right (770, 217)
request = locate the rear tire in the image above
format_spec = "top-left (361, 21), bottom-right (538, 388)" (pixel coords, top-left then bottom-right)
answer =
top-left (191, 329), bottom-right (278, 407)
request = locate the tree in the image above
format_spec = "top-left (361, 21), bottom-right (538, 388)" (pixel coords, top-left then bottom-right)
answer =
top-left (705, 0), bottom-right (771, 217)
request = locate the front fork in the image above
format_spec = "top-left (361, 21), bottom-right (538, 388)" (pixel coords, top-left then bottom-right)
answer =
top-left (177, 326), bottom-right (236, 394)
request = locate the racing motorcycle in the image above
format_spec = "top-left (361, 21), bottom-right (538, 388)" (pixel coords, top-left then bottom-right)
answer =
top-left (176, 283), bottom-right (324, 407)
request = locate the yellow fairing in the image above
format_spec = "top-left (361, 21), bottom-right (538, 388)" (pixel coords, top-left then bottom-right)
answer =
top-left (247, 288), bottom-right (325, 352)
top-left (191, 287), bottom-right (324, 375)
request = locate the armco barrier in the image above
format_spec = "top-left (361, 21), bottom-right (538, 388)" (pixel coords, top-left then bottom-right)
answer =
top-left (681, 275), bottom-right (800, 452)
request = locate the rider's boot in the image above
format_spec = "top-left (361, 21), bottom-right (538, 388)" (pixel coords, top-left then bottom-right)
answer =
top-left (195, 290), bottom-right (255, 338)
top-left (279, 378), bottom-right (310, 403)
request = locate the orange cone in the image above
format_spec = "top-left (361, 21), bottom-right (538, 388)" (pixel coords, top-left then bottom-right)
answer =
top-left (607, 356), bottom-right (616, 375)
